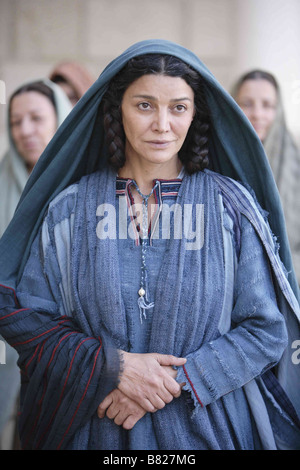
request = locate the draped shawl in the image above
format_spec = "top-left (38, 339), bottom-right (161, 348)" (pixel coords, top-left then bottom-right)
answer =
top-left (0, 40), bottom-right (299, 449)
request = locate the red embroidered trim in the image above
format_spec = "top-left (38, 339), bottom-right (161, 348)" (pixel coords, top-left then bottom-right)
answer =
top-left (11, 319), bottom-right (70, 347)
top-left (183, 364), bottom-right (204, 408)
top-left (57, 341), bottom-right (102, 450)
top-left (0, 307), bottom-right (30, 321)
top-left (34, 333), bottom-right (87, 449)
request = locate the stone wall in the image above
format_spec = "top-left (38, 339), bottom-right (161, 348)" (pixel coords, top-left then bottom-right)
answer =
top-left (0, 0), bottom-right (299, 153)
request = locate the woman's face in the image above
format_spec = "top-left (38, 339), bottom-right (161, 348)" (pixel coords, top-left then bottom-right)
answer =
top-left (121, 74), bottom-right (195, 170)
top-left (235, 79), bottom-right (277, 142)
top-left (10, 91), bottom-right (57, 171)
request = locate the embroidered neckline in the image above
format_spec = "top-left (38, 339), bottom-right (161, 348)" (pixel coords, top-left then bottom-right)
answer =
top-left (115, 176), bottom-right (183, 323)
top-left (116, 177), bottom-right (183, 242)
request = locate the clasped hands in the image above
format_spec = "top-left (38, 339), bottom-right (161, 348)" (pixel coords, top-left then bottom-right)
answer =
top-left (97, 351), bottom-right (186, 430)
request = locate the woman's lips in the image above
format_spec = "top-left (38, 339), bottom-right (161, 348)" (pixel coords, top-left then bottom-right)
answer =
top-left (147, 140), bottom-right (173, 148)
top-left (22, 140), bottom-right (39, 150)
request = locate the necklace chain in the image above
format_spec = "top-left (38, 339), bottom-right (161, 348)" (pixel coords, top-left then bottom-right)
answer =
top-left (131, 180), bottom-right (158, 303)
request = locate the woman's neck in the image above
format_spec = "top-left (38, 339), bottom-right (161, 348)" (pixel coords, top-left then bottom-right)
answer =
top-left (118, 158), bottom-right (182, 194)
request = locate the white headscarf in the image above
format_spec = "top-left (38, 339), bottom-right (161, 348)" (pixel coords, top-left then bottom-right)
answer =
top-left (263, 92), bottom-right (300, 283)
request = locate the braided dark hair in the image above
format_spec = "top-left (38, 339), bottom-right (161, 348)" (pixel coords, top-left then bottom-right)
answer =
top-left (102, 54), bottom-right (210, 174)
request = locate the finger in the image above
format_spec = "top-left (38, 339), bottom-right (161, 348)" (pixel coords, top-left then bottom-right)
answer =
top-left (122, 416), bottom-right (137, 430)
top-left (156, 389), bottom-right (174, 405)
top-left (155, 354), bottom-right (187, 367)
top-left (122, 414), bottom-right (142, 430)
top-left (97, 394), bottom-right (113, 418)
top-left (149, 394), bottom-right (166, 411)
top-left (114, 411), bottom-right (126, 426)
top-left (172, 387), bottom-right (182, 399)
top-left (162, 374), bottom-right (182, 397)
top-left (107, 406), bottom-right (120, 420)
top-left (139, 397), bottom-right (157, 413)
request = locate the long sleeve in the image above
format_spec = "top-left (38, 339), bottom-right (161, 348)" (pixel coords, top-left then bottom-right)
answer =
top-left (0, 193), bottom-right (119, 450)
top-left (176, 215), bottom-right (288, 408)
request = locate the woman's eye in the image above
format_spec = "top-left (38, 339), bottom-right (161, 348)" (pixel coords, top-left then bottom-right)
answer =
top-left (10, 121), bottom-right (20, 128)
top-left (240, 102), bottom-right (252, 109)
top-left (174, 104), bottom-right (186, 112)
top-left (138, 102), bottom-right (151, 110)
top-left (263, 102), bottom-right (276, 110)
top-left (32, 115), bottom-right (43, 122)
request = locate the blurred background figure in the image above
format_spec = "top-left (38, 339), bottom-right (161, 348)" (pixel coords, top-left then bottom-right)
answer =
top-left (0, 78), bottom-right (71, 449)
top-left (0, 79), bottom-right (72, 238)
top-left (49, 61), bottom-right (95, 106)
top-left (233, 70), bottom-right (300, 284)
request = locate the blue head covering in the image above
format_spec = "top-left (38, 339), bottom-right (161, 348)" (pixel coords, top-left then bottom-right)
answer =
top-left (0, 39), bottom-right (298, 301)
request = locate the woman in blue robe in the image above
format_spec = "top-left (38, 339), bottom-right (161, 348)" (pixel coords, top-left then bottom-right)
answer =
top-left (0, 40), bottom-right (299, 450)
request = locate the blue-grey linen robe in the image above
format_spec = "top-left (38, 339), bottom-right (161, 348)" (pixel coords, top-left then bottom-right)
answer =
top-left (1, 168), bottom-right (299, 449)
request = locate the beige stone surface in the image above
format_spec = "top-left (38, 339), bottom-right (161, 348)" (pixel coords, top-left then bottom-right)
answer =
top-left (85, 0), bottom-right (184, 59)
top-left (186, 0), bottom-right (235, 59)
top-left (14, 0), bottom-right (82, 60)
top-left (0, 0), bottom-right (299, 154)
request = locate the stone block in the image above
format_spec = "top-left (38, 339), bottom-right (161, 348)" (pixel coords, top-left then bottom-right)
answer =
top-left (187, 0), bottom-right (235, 59)
top-left (85, 0), bottom-right (183, 59)
top-left (15, 0), bottom-right (82, 60)
top-left (0, 0), bottom-right (16, 59)
top-left (2, 61), bottom-right (55, 99)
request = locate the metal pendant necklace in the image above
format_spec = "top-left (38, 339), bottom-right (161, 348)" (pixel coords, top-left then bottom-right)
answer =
top-left (131, 180), bottom-right (159, 322)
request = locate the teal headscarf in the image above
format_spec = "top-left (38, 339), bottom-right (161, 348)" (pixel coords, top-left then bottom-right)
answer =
top-left (0, 39), bottom-right (298, 301)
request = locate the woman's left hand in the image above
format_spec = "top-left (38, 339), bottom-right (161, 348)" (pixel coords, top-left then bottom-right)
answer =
top-left (97, 388), bottom-right (147, 429)
top-left (97, 364), bottom-right (186, 430)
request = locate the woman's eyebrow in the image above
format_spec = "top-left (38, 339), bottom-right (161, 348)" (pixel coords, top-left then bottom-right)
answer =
top-left (132, 94), bottom-right (192, 102)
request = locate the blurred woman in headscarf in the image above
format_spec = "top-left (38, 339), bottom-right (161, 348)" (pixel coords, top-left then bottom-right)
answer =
top-left (0, 79), bottom-right (72, 238)
top-left (233, 70), bottom-right (300, 284)
top-left (49, 61), bottom-right (95, 106)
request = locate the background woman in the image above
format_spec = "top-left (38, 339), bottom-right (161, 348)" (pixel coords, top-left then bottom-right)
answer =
top-left (49, 61), bottom-right (95, 107)
top-left (0, 79), bottom-right (72, 237)
top-left (233, 70), bottom-right (300, 284)
top-left (0, 41), bottom-right (299, 450)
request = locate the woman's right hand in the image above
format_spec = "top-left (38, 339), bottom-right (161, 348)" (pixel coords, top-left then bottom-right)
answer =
top-left (117, 351), bottom-right (186, 412)
top-left (97, 388), bottom-right (147, 430)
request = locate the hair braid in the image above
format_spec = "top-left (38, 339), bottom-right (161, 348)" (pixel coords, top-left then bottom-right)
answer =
top-left (179, 119), bottom-right (210, 174)
top-left (179, 81), bottom-right (210, 174)
top-left (102, 92), bottom-right (126, 170)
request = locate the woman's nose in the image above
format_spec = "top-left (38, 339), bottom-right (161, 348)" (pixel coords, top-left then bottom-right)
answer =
top-left (19, 117), bottom-right (34, 136)
top-left (152, 109), bottom-right (170, 132)
top-left (249, 104), bottom-right (265, 120)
